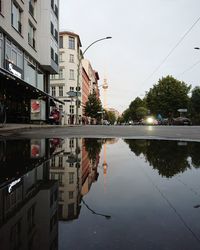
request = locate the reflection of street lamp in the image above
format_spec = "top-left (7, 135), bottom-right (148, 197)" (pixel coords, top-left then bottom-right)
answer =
top-left (76, 37), bottom-right (112, 125)
top-left (82, 198), bottom-right (111, 219)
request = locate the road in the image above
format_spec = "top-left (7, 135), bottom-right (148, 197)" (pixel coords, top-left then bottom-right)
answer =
top-left (2, 125), bottom-right (200, 141)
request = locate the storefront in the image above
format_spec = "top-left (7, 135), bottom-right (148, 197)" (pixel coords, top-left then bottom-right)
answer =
top-left (0, 67), bottom-right (63, 123)
top-left (0, 30), bottom-right (63, 124)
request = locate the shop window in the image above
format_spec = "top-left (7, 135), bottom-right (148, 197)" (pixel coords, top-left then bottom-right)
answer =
top-left (37, 69), bottom-right (44, 91)
top-left (69, 105), bottom-right (74, 114)
top-left (24, 55), bottom-right (36, 86)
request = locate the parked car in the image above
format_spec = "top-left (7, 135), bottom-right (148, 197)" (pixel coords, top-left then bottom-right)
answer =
top-left (172, 117), bottom-right (192, 125)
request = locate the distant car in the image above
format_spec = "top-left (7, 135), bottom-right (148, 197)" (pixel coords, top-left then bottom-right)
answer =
top-left (140, 116), bottom-right (158, 125)
top-left (172, 117), bottom-right (192, 125)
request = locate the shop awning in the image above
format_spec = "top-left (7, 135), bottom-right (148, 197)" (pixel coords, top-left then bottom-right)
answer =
top-left (0, 67), bottom-right (64, 105)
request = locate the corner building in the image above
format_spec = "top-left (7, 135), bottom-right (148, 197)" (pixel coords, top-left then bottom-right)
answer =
top-left (0, 0), bottom-right (63, 123)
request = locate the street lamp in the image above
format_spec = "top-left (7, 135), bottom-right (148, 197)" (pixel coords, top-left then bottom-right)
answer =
top-left (75, 36), bottom-right (112, 125)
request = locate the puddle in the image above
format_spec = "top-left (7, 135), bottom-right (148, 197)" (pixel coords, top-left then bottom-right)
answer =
top-left (0, 138), bottom-right (200, 249)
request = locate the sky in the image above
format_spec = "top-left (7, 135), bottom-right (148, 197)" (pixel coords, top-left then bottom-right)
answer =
top-left (59, 0), bottom-right (200, 113)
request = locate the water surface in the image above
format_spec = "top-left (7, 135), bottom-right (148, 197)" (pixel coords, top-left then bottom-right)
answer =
top-left (0, 138), bottom-right (200, 250)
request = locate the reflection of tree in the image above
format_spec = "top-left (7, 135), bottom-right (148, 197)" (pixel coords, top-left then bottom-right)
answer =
top-left (84, 138), bottom-right (103, 163)
top-left (188, 142), bottom-right (200, 168)
top-left (125, 139), bottom-right (200, 178)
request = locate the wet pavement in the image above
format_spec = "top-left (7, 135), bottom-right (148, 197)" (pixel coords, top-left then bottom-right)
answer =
top-left (0, 137), bottom-right (200, 249)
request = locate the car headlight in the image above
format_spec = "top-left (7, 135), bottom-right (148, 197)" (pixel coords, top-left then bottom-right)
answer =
top-left (146, 117), bottom-right (154, 124)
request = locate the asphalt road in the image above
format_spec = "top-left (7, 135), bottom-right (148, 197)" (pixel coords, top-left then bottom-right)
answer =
top-left (3, 125), bottom-right (200, 141)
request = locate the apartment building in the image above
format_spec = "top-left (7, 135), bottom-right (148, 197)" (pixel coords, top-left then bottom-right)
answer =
top-left (50, 31), bottom-right (82, 125)
top-left (0, 0), bottom-right (63, 123)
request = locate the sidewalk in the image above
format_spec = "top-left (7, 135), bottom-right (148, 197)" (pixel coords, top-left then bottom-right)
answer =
top-left (0, 123), bottom-right (65, 133)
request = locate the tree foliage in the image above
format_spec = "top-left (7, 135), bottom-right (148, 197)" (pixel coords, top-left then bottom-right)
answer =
top-left (84, 93), bottom-right (102, 119)
top-left (104, 110), bottom-right (116, 124)
top-left (146, 75), bottom-right (191, 117)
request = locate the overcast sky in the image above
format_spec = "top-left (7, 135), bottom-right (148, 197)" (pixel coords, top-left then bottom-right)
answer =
top-left (60, 0), bottom-right (200, 113)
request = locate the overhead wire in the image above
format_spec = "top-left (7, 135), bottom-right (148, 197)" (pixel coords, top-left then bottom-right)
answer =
top-left (141, 15), bottom-right (200, 85)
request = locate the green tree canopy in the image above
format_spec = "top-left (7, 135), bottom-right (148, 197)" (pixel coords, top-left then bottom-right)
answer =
top-left (104, 110), bottom-right (116, 124)
top-left (129, 97), bottom-right (147, 121)
top-left (84, 93), bottom-right (102, 119)
top-left (146, 75), bottom-right (191, 117)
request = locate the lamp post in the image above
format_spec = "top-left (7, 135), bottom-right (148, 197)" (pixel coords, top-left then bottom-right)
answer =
top-left (75, 36), bottom-right (112, 125)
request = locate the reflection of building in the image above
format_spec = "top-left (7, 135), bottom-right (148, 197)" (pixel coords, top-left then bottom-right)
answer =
top-left (0, 0), bottom-right (63, 123)
top-left (50, 138), bottom-right (100, 221)
top-left (0, 138), bottom-right (62, 250)
top-left (50, 138), bottom-right (82, 220)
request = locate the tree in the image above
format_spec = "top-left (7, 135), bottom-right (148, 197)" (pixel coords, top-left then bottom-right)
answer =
top-left (104, 110), bottom-right (116, 124)
top-left (146, 75), bottom-right (191, 118)
top-left (129, 97), bottom-right (147, 121)
top-left (190, 86), bottom-right (200, 124)
top-left (84, 93), bottom-right (102, 119)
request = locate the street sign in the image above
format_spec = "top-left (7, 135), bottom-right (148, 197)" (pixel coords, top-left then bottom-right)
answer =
top-left (66, 91), bottom-right (81, 97)
top-left (177, 109), bottom-right (187, 112)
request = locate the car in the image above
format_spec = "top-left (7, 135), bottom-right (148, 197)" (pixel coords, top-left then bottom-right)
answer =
top-left (172, 117), bottom-right (192, 125)
top-left (140, 116), bottom-right (158, 125)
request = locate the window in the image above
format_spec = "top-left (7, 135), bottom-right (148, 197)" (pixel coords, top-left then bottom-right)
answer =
top-left (69, 37), bottom-right (75, 49)
top-left (59, 69), bottom-right (63, 79)
top-left (69, 54), bottom-right (74, 63)
top-left (69, 139), bottom-right (74, 148)
top-left (28, 22), bottom-right (36, 48)
top-left (6, 40), bottom-right (23, 69)
top-left (12, 2), bottom-right (22, 33)
top-left (59, 53), bottom-right (63, 62)
top-left (69, 172), bottom-right (74, 184)
top-left (69, 191), bottom-right (74, 199)
top-left (29, 0), bottom-right (35, 17)
top-left (24, 54), bottom-right (36, 86)
top-left (69, 105), bottom-right (74, 114)
top-left (51, 47), bottom-right (54, 60)
top-left (55, 52), bottom-right (58, 65)
top-left (70, 87), bottom-right (74, 91)
top-left (59, 36), bottom-right (63, 48)
top-left (50, 22), bottom-right (54, 35)
top-left (0, 34), bottom-right (3, 67)
top-left (51, 86), bottom-right (56, 96)
top-left (69, 69), bottom-right (74, 80)
top-left (50, 74), bottom-right (56, 80)
top-left (0, 0), bottom-right (3, 14)
top-left (58, 156), bottom-right (63, 167)
top-left (54, 29), bottom-right (58, 42)
top-left (59, 86), bottom-right (63, 97)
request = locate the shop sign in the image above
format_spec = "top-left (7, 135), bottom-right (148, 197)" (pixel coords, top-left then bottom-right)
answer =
top-left (8, 178), bottom-right (21, 193)
top-left (6, 60), bottom-right (22, 79)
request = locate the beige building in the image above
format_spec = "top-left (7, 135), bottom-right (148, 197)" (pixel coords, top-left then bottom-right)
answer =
top-left (50, 31), bottom-right (82, 125)
top-left (0, 0), bottom-right (62, 123)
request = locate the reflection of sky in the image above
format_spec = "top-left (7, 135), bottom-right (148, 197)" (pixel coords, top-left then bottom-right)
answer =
top-left (60, 139), bottom-right (200, 250)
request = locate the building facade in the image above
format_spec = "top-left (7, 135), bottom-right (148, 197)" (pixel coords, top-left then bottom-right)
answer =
top-left (50, 31), bottom-right (82, 125)
top-left (0, 0), bottom-right (62, 123)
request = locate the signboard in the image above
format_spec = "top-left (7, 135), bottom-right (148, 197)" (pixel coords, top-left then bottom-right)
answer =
top-left (67, 91), bottom-right (81, 97)
top-left (5, 60), bottom-right (22, 79)
top-left (177, 109), bottom-right (187, 112)
top-left (31, 139), bottom-right (45, 158)
top-left (31, 99), bottom-right (46, 121)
